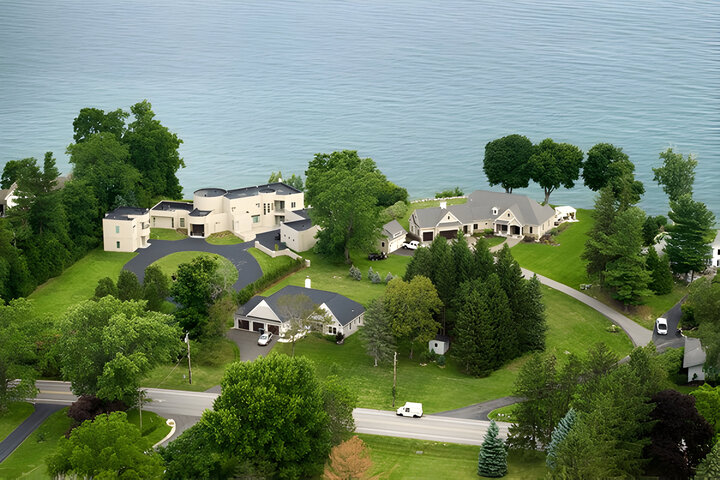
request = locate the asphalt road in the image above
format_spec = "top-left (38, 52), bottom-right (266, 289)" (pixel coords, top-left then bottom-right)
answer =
top-left (32, 381), bottom-right (510, 447)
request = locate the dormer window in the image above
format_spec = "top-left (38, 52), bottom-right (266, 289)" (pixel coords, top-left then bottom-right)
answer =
top-left (492, 207), bottom-right (498, 215)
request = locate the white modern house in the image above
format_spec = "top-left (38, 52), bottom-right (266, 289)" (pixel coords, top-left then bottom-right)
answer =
top-left (710, 230), bottom-right (720, 268)
top-left (280, 209), bottom-right (319, 252)
top-left (378, 220), bottom-right (408, 254)
top-left (102, 207), bottom-right (151, 252)
top-left (234, 284), bottom-right (365, 337)
top-left (683, 336), bottom-right (706, 383)
top-left (409, 190), bottom-right (556, 243)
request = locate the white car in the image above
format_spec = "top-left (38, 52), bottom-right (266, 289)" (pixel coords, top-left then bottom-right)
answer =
top-left (402, 240), bottom-right (420, 250)
top-left (655, 317), bottom-right (668, 335)
top-left (257, 332), bottom-right (273, 346)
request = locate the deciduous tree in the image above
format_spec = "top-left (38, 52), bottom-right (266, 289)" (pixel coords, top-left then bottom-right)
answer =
top-left (483, 134), bottom-right (533, 193)
top-left (94, 277), bottom-right (118, 299)
top-left (72, 107), bottom-right (128, 143)
top-left (160, 422), bottom-right (237, 480)
top-left (696, 441), bottom-right (720, 479)
top-left (171, 255), bottom-right (226, 336)
top-left (117, 269), bottom-right (143, 301)
top-left (324, 436), bottom-right (377, 480)
top-left (691, 384), bottom-right (720, 438)
top-left (0, 299), bottom-right (41, 412)
top-left (277, 293), bottom-right (331, 356)
top-left (142, 264), bottom-right (170, 311)
top-left (653, 147), bottom-right (697, 203)
top-left (582, 143), bottom-right (644, 207)
top-left (322, 375), bottom-right (358, 445)
top-left (528, 138), bottom-right (584, 204)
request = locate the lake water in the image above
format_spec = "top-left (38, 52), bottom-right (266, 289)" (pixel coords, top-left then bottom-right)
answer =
top-left (1, 0), bottom-right (718, 216)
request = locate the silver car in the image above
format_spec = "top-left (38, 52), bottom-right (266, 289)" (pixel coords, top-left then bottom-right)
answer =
top-left (257, 332), bottom-right (273, 346)
top-left (655, 317), bottom-right (668, 335)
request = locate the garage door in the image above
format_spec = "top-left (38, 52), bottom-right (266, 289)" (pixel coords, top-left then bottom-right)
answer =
top-left (252, 322), bottom-right (265, 332)
top-left (239, 319), bottom-right (250, 330)
top-left (423, 231), bottom-right (434, 241)
top-left (439, 230), bottom-right (457, 239)
top-left (268, 325), bottom-right (279, 335)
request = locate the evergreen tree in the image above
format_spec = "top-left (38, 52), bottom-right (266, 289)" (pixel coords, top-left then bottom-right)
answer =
top-left (494, 245), bottom-right (524, 356)
top-left (477, 420), bottom-right (507, 478)
top-left (116, 270), bottom-right (143, 301)
top-left (94, 277), bottom-right (117, 299)
top-left (452, 232), bottom-right (475, 286)
top-left (582, 186), bottom-right (618, 280)
top-left (62, 180), bottom-right (101, 258)
top-left (143, 265), bottom-right (170, 311)
top-left (428, 236), bottom-right (455, 306)
top-left (546, 408), bottom-right (577, 469)
top-left (473, 237), bottom-right (495, 280)
top-left (518, 275), bottom-right (547, 352)
top-left (666, 194), bottom-right (715, 281)
top-left (646, 247), bottom-right (673, 295)
top-left (403, 245), bottom-right (433, 282)
top-left (360, 299), bottom-right (396, 367)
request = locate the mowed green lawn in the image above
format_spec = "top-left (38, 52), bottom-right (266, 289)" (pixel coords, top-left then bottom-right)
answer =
top-left (510, 210), bottom-right (593, 290)
top-left (150, 251), bottom-right (238, 286)
top-left (0, 402), bottom-right (34, 442)
top-left (358, 434), bottom-right (546, 480)
top-left (262, 250), bottom-right (412, 306)
top-left (274, 284), bottom-right (632, 413)
top-left (28, 249), bottom-right (136, 317)
top-left (205, 230), bottom-right (244, 245)
top-left (399, 197), bottom-right (468, 231)
top-left (247, 247), bottom-right (295, 274)
top-left (0, 408), bottom-right (169, 479)
top-left (150, 228), bottom-right (186, 241)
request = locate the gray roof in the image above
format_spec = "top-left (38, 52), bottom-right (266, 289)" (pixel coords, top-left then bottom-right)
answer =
top-left (224, 182), bottom-right (301, 199)
top-left (412, 207), bottom-right (451, 229)
top-left (189, 208), bottom-right (212, 217)
top-left (104, 206), bottom-right (148, 221)
top-left (152, 201), bottom-right (194, 212)
top-left (0, 182), bottom-right (17, 202)
top-left (683, 337), bottom-right (706, 368)
top-left (382, 219), bottom-right (407, 239)
top-left (284, 218), bottom-right (314, 232)
top-left (713, 230), bottom-right (720, 246)
top-left (240, 285), bottom-right (364, 326)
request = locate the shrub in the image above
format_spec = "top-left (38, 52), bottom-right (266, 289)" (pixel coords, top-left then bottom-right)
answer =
top-left (235, 257), bottom-right (305, 305)
top-left (547, 227), bottom-right (559, 236)
top-left (681, 303), bottom-right (697, 329)
top-left (349, 265), bottom-right (361, 281)
top-left (483, 228), bottom-right (495, 237)
top-left (437, 355), bottom-right (446, 366)
top-left (384, 201), bottom-right (407, 220)
top-left (369, 269), bottom-right (382, 284)
top-left (435, 187), bottom-right (464, 198)
top-left (420, 349), bottom-right (438, 364)
top-left (335, 332), bottom-right (345, 344)
top-left (385, 272), bottom-right (394, 284)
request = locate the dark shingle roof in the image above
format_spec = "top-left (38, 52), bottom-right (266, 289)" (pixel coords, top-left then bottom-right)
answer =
top-left (104, 206), bottom-right (148, 220)
top-left (152, 201), bottom-right (194, 212)
top-left (284, 219), bottom-right (314, 232)
top-left (189, 209), bottom-right (212, 217)
top-left (382, 219), bottom-right (407, 238)
top-left (240, 285), bottom-right (364, 326)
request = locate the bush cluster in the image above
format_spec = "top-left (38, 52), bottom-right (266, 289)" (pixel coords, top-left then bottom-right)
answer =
top-left (236, 258), bottom-right (305, 305)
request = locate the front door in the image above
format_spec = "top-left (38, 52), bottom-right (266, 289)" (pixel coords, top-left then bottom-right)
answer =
top-left (191, 224), bottom-right (205, 237)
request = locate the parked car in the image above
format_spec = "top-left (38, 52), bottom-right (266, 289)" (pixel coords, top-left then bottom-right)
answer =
top-left (655, 317), bottom-right (668, 335)
top-left (258, 332), bottom-right (274, 346)
top-left (402, 240), bottom-right (420, 250)
top-left (396, 402), bottom-right (423, 418)
top-left (368, 252), bottom-right (387, 261)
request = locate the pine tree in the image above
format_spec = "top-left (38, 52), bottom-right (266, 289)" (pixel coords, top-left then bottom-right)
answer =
top-left (666, 194), bottom-right (715, 281)
top-left (582, 186), bottom-right (618, 280)
top-left (646, 247), bottom-right (673, 295)
top-left (116, 270), bottom-right (143, 301)
top-left (429, 236), bottom-right (455, 306)
top-left (473, 237), bottom-right (495, 281)
top-left (494, 245), bottom-right (524, 357)
top-left (478, 420), bottom-right (507, 478)
top-left (518, 275), bottom-right (547, 352)
top-left (403, 245), bottom-right (433, 282)
top-left (546, 408), bottom-right (577, 469)
top-left (452, 281), bottom-right (490, 375)
top-left (452, 233), bottom-right (474, 286)
top-left (360, 299), bottom-right (396, 367)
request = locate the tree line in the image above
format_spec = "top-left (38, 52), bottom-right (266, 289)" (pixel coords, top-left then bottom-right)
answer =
top-left (0, 101), bottom-right (185, 302)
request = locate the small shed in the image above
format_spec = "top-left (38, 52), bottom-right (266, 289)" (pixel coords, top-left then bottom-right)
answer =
top-left (683, 337), bottom-right (706, 383)
top-left (429, 334), bottom-right (450, 355)
top-left (554, 206), bottom-right (577, 223)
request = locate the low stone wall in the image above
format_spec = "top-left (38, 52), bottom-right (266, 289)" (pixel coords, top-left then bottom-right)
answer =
top-left (254, 241), bottom-right (302, 260)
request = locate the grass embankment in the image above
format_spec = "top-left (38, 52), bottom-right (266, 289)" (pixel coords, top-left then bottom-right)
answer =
top-left (484, 236), bottom-right (506, 248)
top-left (510, 210), bottom-right (687, 328)
top-left (0, 408), bottom-right (169, 479)
top-left (359, 434), bottom-right (546, 480)
top-left (141, 338), bottom-right (239, 391)
top-left (248, 247), bottom-right (295, 274)
top-left (151, 251), bottom-right (239, 286)
top-left (262, 250), bottom-right (412, 306)
top-left (150, 228), bottom-right (186, 241)
top-left (0, 402), bottom-right (34, 442)
top-left (398, 197), bottom-right (468, 231)
top-left (28, 249), bottom-right (136, 317)
top-left (206, 230), bottom-right (244, 245)
top-left (274, 284), bottom-right (632, 413)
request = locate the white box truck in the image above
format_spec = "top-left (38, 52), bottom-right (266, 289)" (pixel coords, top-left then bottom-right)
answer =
top-left (396, 402), bottom-right (423, 418)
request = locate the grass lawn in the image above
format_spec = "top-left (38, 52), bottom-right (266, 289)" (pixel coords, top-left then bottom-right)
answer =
top-left (150, 228), bottom-right (186, 241)
top-left (262, 250), bottom-right (412, 306)
top-left (0, 402), bottom-right (34, 442)
top-left (141, 338), bottom-right (239, 391)
top-left (28, 249), bottom-right (136, 318)
top-left (359, 434), bottom-right (546, 480)
top-left (399, 197), bottom-right (468, 231)
top-left (588, 282), bottom-right (688, 329)
top-left (126, 409), bottom-right (171, 446)
top-left (205, 230), bottom-right (244, 245)
top-left (510, 210), bottom-right (593, 290)
top-left (248, 247), bottom-right (295, 274)
top-left (484, 236), bottom-right (506, 248)
top-left (488, 404), bottom-right (517, 423)
top-left (151, 251), bottom-right (238, 286)
top-left (274, 284), bottom-right (632, 413)
top-left (0, 407), bottom-right (72, 479)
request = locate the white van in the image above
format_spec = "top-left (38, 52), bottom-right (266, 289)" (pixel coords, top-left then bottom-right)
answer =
top-left (396, 402), bottom-right (423, 418)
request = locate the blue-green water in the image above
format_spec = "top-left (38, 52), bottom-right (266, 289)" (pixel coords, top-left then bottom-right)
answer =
top-left (1, 0), bottom-right (718, 215)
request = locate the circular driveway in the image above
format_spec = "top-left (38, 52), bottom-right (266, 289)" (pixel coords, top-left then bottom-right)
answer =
top-left (123, 237), bottom-right (263, 291)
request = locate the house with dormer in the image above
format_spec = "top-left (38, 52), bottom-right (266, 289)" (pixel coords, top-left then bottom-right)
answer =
top-left (409, 190), bottom-right (556, 243)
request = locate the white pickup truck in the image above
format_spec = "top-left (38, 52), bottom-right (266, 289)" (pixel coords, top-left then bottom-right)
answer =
top-left (396, 402), bottom-right (423, 418)
top-left (402, 240), bottom-right (420, 250)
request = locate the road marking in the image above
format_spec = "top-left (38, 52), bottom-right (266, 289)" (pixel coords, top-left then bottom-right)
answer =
top-left (38, 390), bottom-right (74, 395)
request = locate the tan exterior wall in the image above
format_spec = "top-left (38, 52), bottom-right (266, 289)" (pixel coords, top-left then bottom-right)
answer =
top-left (102, 213), bottom-right (150, 252)
top-left (280, 224), bottom-right (318, 252)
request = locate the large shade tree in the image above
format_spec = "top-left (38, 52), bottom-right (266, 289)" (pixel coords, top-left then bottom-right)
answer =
top-left (528, 138), bottom-right (584, 204)
top-left (483, 134), bottom-right (533, 193)
top-left (652, 147), bottom-right (697, 203)
top-left (582, 143), bottom-right (644, 207)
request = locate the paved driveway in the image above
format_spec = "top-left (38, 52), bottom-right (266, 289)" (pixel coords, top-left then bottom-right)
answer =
top-left (123, 238), bottom-right (262, 291)
top-left (226, 329), bottom-right (278, 362)
top-left (653, 298), bottom-right (685, 352)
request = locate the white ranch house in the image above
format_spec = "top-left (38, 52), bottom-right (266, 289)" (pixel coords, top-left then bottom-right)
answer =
top-left (409, 190), bottom-right (557, 243)
top-left (234, 284), bottom-right (365, 338)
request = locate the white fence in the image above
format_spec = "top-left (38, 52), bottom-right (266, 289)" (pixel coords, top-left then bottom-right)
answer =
top-left (254, 241), bottom-right (302, 261)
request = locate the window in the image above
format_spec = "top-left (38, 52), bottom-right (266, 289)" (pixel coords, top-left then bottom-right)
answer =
top-left (171, 218), bottom-right (174, 228)
top-left (381, 242), bottom-right (385, 247)
top-left (329, 326), bottom-right (337, 335)
top-left (116, 241), bottom-right (120, 249)
top-left (507, 213), bottom-right (510, 217)
top-left (492, 207), bottom-right (498, 215)
top-left (473, 224), bottom-right (478, 229)
top-left (291, 202), bottom-right (296, 208)
top-left (252, 215), bottom-right (259, 224)
top-left (530, 227), bottom-right (533, 233)
top-left (152, 217), bottom-right (156, 226)
top-left (180, 218), bottom-right (185, 228)
top-left (115, 225), bottom-right (120, 234)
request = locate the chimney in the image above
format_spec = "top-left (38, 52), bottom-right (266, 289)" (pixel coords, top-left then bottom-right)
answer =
top-left (305, 276), bottom-right (311, 289)
top-left (439, 201), bottom-right (447, 209)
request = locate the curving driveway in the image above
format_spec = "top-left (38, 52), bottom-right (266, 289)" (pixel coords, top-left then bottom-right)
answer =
top-left (123, 238), bottom-right (263, 291)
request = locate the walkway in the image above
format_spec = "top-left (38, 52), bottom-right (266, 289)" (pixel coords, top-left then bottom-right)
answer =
top-left (521, 268), bottom-right (653, 347)
top-left (123, 238), bottom-right (263, 291)
top-left (0, 403), bottom-right (64, 462)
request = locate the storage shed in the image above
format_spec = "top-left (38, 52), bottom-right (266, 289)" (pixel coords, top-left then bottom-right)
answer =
top-left (429, 334), bottom-right (450, 355)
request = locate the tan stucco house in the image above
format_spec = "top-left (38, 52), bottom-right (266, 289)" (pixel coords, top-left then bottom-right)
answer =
top-left (102, 207), bottom-right (151, 252)
top-left (280, 209), bottom-right (319, 252)
top-left (409, 190), bottom-right (556, 243)
top-left (234, 284), bottom-right (365, 337)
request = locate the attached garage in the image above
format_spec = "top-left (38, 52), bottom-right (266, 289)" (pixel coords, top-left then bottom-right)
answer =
top-left (439, 230), bottom-right (457, 240)
top-left (252, 321), bottom-right (265, 332)
top-left (267, 324), bottom-right (280, 335)
top-left (239, 319), bottom-right (250, 330)
top-left (423, 231), bottom-right (434, 242)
